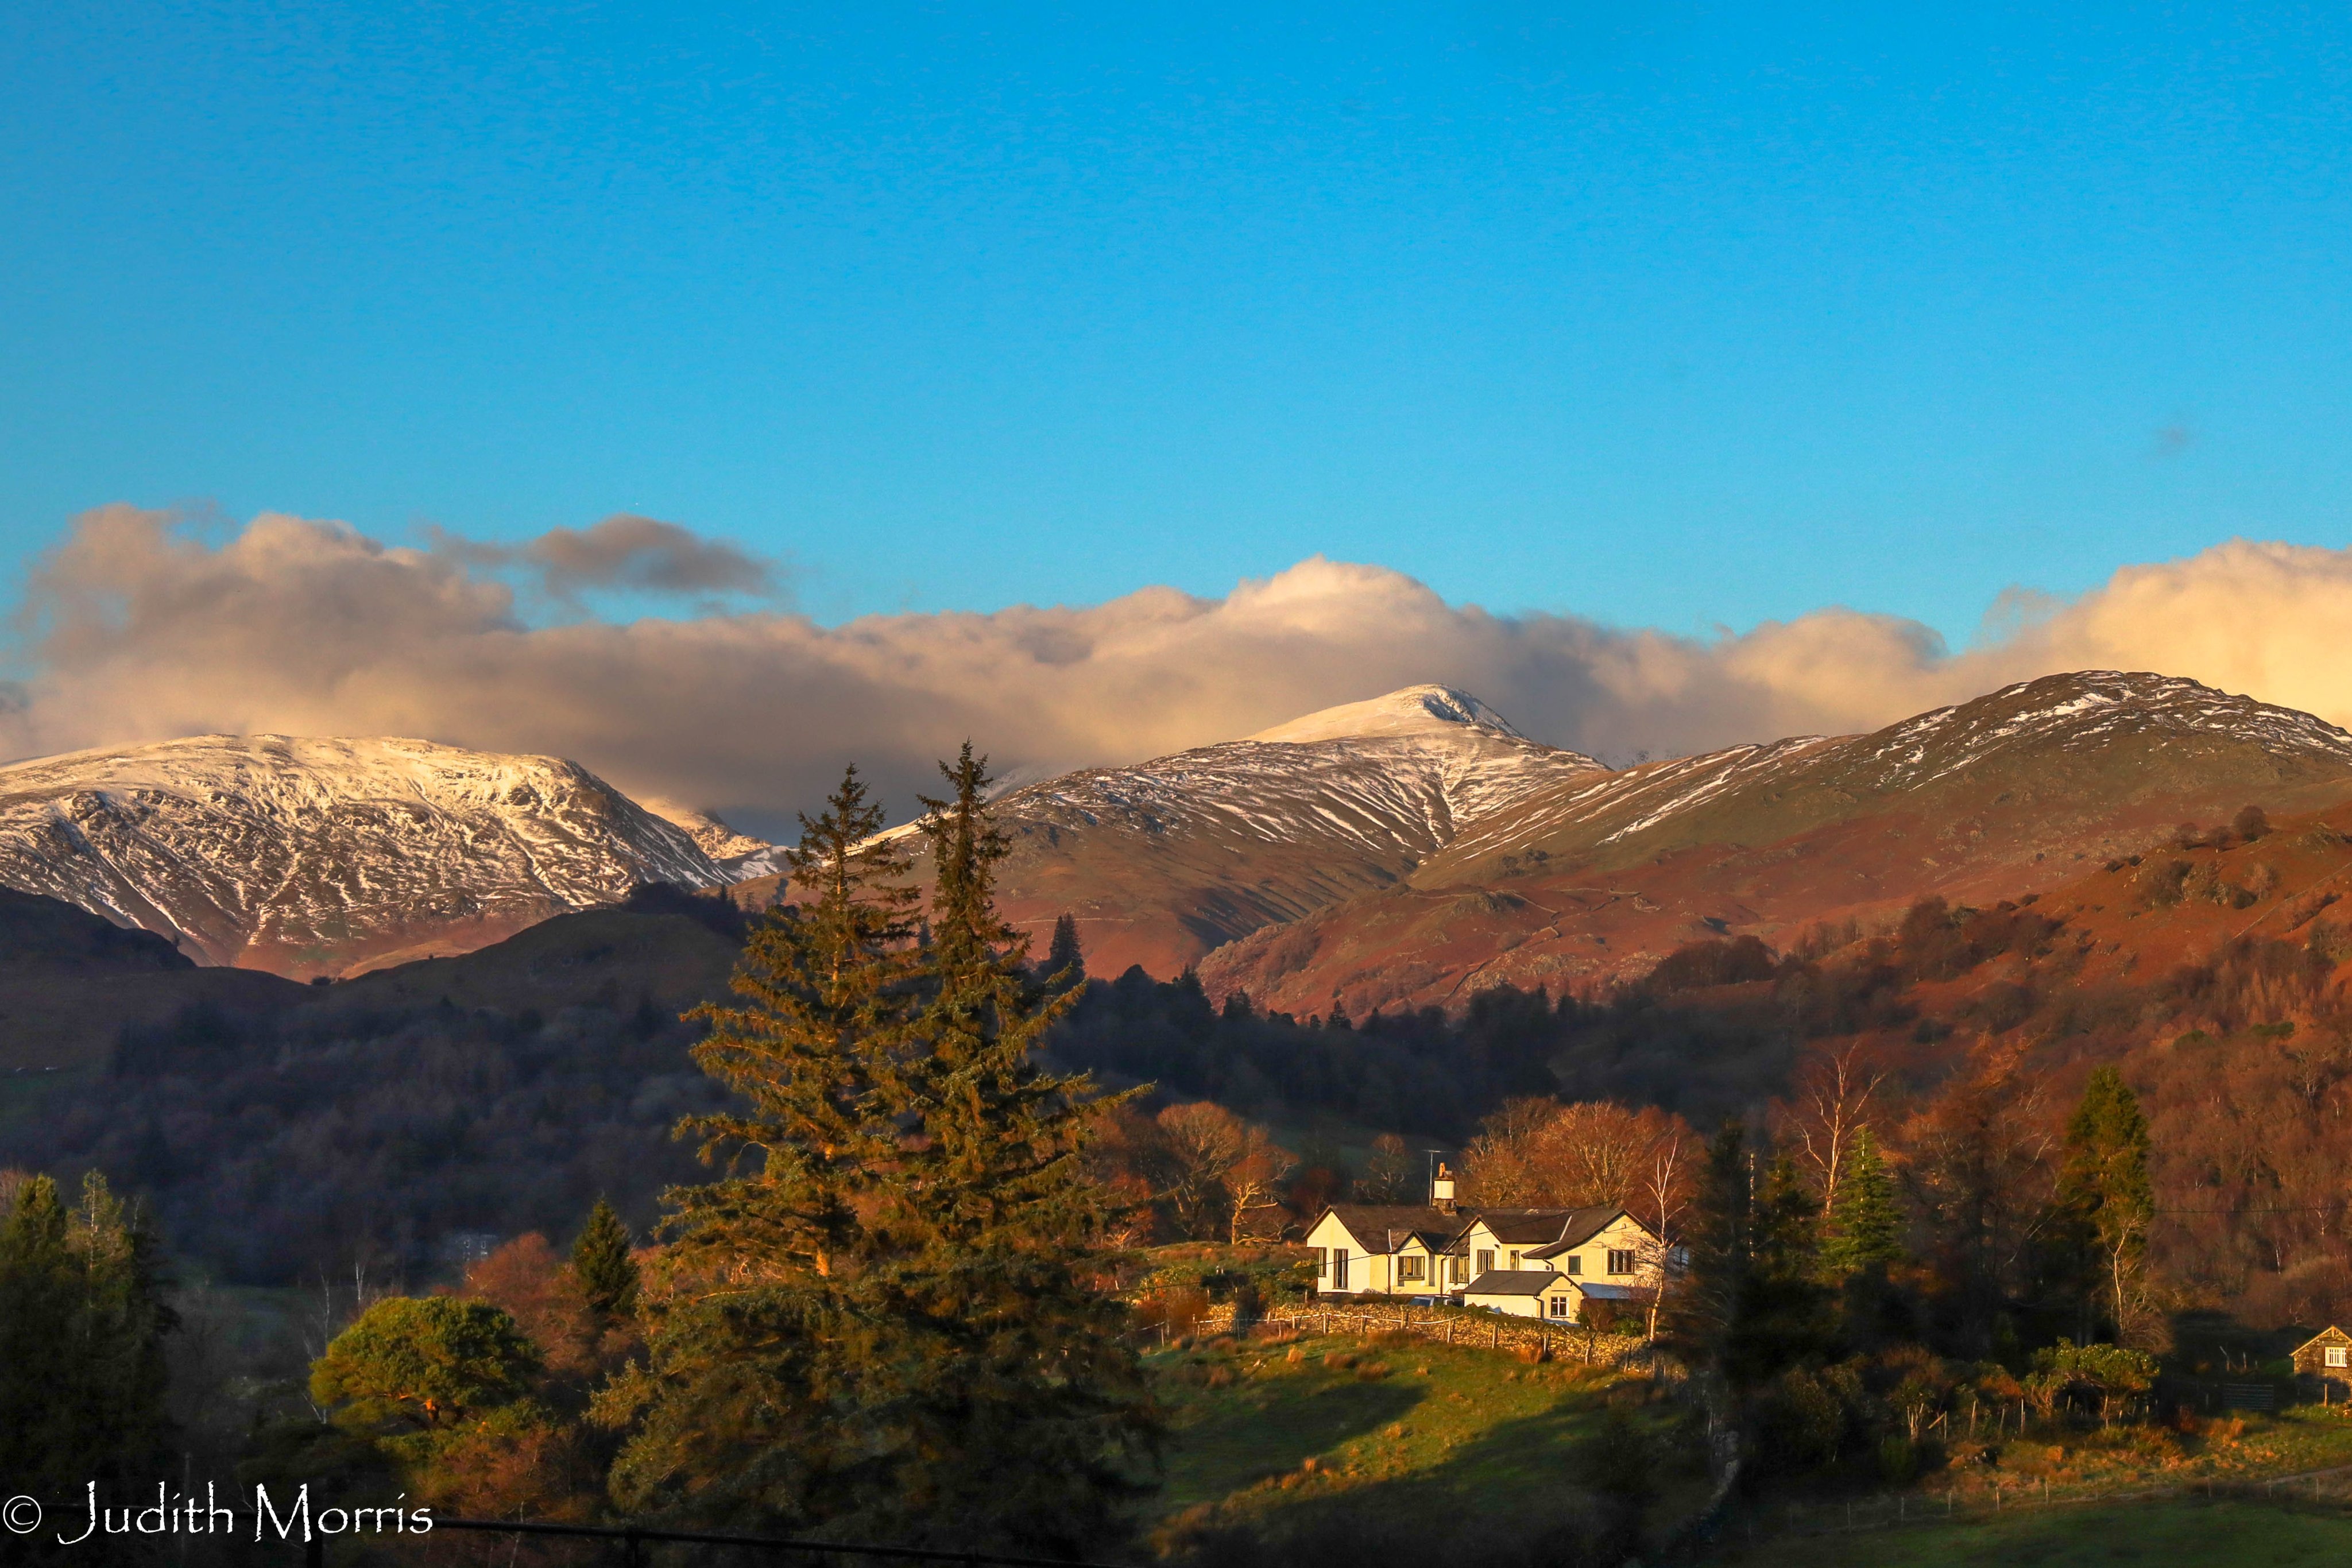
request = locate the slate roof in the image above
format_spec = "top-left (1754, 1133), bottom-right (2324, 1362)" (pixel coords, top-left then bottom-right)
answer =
top-left (1572, 1282), bottom-right (1657, 1303)
top-left (1318, 1202), bottom-right (1654, 1259)
top-left (1462, 1270), bottom-right (1570, 1298)
top-left (1473, 1205), bottom-right (1629, 1250)
top-left (1320, 1205), bottom-right (1473, 1255)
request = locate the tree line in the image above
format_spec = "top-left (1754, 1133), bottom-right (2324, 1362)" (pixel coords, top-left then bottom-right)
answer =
top-left (3, 752), bottom-right (1158, 1557)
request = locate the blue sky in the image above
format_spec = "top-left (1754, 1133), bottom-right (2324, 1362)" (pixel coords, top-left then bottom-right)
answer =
top-left (4, 2), bottom-right (2349, 644)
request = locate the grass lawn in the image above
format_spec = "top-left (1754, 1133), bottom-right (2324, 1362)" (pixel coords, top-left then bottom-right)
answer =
top-left (1720, 1496), bottom-right (2352, 1566)
top-left (1140, 1327), bottom-right (1700, 1544)
top-left (1920, 1407), bottom-right (2352, 1505)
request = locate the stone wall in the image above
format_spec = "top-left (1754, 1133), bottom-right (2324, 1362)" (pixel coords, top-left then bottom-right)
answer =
top-left (1184, 1298), bottom-right (1657, 1371)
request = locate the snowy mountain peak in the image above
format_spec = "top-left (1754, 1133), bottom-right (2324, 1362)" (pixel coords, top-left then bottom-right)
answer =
top-left (638, 796), bottom-right (771, 860)
top-left (0, 733), bottom-right (726, 978)
top-left (1245, 684), bottom-right (1528, 745)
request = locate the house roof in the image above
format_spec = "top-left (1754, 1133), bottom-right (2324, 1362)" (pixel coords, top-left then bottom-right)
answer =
top-left (1471, 1205), bottom-right (1631, 1250)
top-left (1530, 1206), bottom-right (1641, 1257)
top-left (1463, 1270), bottom-right (1571, 1298)
top-left (1572, 1283), bottom-right (1657, 1303)
top-left (2293, 1325), bottom-right (2352, 1353)
top-left (1318, 1205), bottom-right (1472, 1255)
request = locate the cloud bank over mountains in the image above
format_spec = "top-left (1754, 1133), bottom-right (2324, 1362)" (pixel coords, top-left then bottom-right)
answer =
top-left (6, 504), bottom-right (2350, 833)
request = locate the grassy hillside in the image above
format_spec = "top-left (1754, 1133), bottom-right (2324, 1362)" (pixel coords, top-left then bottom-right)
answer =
top-left (1723, 1496), bottom-right (2352, 1567)
top-left (1141, 1327), bottom-right (1703, 1554)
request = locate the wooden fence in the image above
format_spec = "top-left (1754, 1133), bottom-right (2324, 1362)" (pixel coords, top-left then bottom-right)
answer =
top-left (1743, 1462), bottom-right (2352, 1546)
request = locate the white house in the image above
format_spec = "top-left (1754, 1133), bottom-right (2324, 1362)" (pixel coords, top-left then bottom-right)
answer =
top-left (1454, 1206), bottom-right (1665, 1324)
top-left (1458, 1206), bottom-right (1658, 1284)
top-left (1302, 1204), bottom-right (1474, 1298)
top-left (1306, 1197), bottom-right (1669, 1318)
top-left (1457, 1271), bottom-right (1575, 1319)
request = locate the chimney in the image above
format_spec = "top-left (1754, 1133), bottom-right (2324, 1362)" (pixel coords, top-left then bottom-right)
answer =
top-left (1432, 1163), bottom-right (1456, 1214)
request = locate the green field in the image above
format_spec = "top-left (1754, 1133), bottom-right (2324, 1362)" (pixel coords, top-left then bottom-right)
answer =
top-left (1140, 1326), bottom-right (1699, 1551)
top-left (1721, 1496), bottom-right (2352, 1566)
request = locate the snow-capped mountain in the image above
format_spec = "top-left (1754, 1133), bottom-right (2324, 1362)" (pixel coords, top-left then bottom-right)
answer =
top-left (862, 684), bottom-right (1608, 977)
top-left (639, 797), bottom-right (789, 880)
top-left (0, 735), bottom-right (726, 978)
top-left (1198, 671), bottom-right (2352, 1016)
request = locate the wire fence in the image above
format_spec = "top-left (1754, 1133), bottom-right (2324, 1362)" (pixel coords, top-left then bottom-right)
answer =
top-left (1747, 1462), bottom-right (2352, 1543)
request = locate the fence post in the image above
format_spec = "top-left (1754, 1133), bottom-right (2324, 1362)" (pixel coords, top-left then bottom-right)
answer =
top-left (624, 1528), bottom-right (641, 1568)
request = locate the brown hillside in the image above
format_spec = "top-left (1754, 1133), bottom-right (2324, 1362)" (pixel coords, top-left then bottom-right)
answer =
top-left (1196, 672), bottom-right (2352, 1017)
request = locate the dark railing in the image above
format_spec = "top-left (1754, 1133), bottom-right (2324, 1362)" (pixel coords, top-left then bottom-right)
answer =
top-left (425, 1516), bottom-right (1129, 1568)
top-left (16, 1507), bottom-right (1128, 1568)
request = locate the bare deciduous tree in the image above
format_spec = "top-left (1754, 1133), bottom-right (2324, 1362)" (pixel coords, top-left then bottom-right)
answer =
top-left (1780, 1040), bottom-right (1887, 1218)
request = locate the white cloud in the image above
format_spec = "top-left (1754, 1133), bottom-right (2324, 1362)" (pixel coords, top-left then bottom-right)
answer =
top-left (7, 506), bottom-right (2350, 835)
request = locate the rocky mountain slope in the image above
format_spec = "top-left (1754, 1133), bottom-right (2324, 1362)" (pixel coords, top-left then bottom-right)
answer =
top-left (729, 684), bottom-right (1606, 976)
top-left (1196, 671), bottom-right (2352, 1016)
top-left (0, 735), bottom-right (725, 979)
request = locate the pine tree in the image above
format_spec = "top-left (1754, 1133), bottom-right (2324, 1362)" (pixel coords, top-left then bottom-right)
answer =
top-left (571, 1198), bottom-right (639, 1319)
top-left (1045, 912), bottom-right (1086, 991)
top-left (0, 1172), bottom-right (176, 1508)
top-left (2055, 1066), bottom-right (2154, 1341)
top-left (1670, 1124), bottom-right (1751, 1369)
top-left (1730, 1155), bottom-right (1833, 1384)
top-left (1821, 1126), bottom-right (1903, 1280)
top-left (608, 753), bottom-right (1152, 1552)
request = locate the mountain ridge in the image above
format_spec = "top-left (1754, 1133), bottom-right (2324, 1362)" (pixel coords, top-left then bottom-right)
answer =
top-left (1195, 671), bottom-right (2352, 1015)
top-left (731, 683), bottom-right (1607, 977)
top-left (0, 733), bottom-right (726, 979)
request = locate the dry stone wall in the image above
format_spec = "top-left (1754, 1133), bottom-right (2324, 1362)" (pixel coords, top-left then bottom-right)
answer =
top-left (1187, 1298), bottom-right (1655, 1370)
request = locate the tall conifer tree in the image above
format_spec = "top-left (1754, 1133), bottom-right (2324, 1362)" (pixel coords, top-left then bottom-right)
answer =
top-left (1045, 912), bottom-right (1086, 991)
top-left (2055, 1066), bottom-right (2154, 1341)
top-left (0, 1172), bottom-right (175, 1508)
top-left (608, 755), bottom-right (1151, 1552)
top-left (571, 1198), bottom-right (640, 1319)
top-left (1821, 1127), bottom-right (1903, 1280)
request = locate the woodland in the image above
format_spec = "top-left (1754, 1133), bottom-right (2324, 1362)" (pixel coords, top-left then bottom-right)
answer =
top-left (6, 788), bottom-right (2352, 1562)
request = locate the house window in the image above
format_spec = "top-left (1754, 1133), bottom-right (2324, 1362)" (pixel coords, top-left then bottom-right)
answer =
top-left (1399, 1255), bottom-right (1426, 1281)
top-left (1508, 1250), bottom-right (1522, 1269)
top-left (1449, 1255), bottom-right (1468, 1285)
top-left (1476, 1249), bottom-right (1495, 1275)
top-left (1565, 1255), bottom-right (1582, 1276)
top-left (1332, 1249), bottom-right (1349, 1290)
top-left (2327, 1347), bottom-right (2349, 1369)
top-left (1548, 1296), bottom-right (1572, 1319)
top-left (1312, 1248), bottom-right (1328, 1273)
top-left (1607, 1249), bottom-right (1635, 1276)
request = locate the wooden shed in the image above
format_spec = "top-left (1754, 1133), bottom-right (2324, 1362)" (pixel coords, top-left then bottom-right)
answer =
top-left (2291, 1325), bottom-right (2352, 1403)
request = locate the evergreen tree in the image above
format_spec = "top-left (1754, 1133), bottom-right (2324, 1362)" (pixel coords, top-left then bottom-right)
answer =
top-left (1670, 1124), bottom-right (1751, 1369)
top-left (1728, 1155), bottom-right (1833, 1385)
top-left (571, 1198), bottom-right (640, 1319)
top-left (2055, 1066), bottom-right (2154, 1341)
top-left (0, 1172), bottom-right (175, 1512)
top-left (1045, 912), bottom-right (1086, 991)
top-left (1820, 1126), bottom-right (1903, 1280)
top-left (608, 753), bottom-right (1153, 1553)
